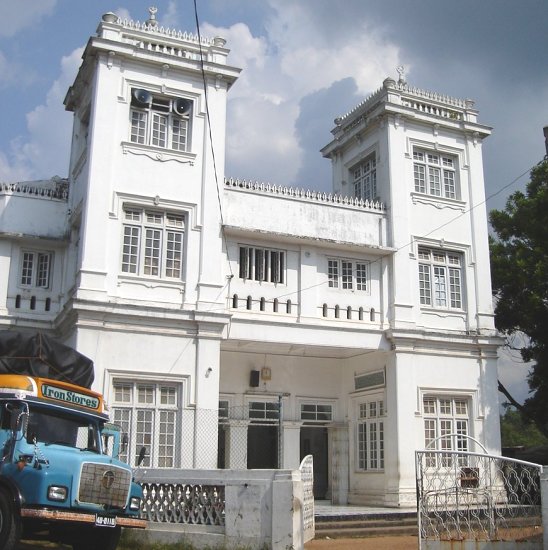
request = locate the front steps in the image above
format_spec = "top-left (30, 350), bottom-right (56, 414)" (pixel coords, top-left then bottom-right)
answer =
top-left (314, 510), bottom-right (418, 539)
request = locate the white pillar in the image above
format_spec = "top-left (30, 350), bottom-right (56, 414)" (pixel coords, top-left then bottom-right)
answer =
top-left (282, 422), bottom-right (302, 469)
top-left (225, 420), bottom-right (248, 469)
top-left (329, 423), bottom-right (349, 504)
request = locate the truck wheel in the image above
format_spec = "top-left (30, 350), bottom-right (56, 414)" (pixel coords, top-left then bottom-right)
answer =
top-left (72, 526), bottom-right (121, 550)
top-left (0, 490), bottom-right (21, 550)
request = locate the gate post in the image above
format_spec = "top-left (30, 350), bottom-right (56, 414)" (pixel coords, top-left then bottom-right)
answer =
top-left (541, 469), bottom-right (548, 550)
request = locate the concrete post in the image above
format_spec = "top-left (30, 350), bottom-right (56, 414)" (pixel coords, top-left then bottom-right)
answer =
top-left (271, 471), bottom-right (304, 550)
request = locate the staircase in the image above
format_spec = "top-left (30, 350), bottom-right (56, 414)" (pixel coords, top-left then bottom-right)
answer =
top-left (314, 509), bottom-right (418, 539)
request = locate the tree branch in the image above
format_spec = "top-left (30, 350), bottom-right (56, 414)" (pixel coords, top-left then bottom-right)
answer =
top-left (498, 380), bottom-right (525, 412)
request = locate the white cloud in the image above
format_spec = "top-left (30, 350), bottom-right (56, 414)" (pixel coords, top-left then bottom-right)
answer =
top-left (202, 3), bottom-right (403, 185)
top-left (0, 0), bottom-right (56, 37)
top-left (1, 47), bottom-right (83, 182)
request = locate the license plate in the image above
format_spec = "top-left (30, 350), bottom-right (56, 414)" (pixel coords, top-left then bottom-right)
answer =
top-left (95, 514), bottom-right (117, 528)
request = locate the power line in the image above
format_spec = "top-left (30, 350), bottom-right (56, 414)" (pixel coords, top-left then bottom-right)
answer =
top-left (192, 0), bottom-right (233, 278)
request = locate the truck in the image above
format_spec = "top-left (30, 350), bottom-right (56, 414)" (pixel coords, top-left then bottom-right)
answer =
top-left (0, 333), bottom-right (147, 550)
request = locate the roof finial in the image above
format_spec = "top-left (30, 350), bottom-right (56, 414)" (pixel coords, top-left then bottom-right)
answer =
top-left (396, 65), bottom-right (406, 86)
top-left (146, 6), bottom-right (158, 27)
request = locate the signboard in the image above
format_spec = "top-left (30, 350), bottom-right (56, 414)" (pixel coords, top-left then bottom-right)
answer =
top-left (40, 384), bottom-right (100, 410)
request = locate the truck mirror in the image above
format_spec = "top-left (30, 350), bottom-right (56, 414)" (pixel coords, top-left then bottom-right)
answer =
top-left (137, 446), bottom-right (146, 466)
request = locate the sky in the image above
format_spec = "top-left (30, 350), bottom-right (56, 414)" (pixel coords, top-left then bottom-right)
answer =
top-left (1, 0), bottom-right (547, 406)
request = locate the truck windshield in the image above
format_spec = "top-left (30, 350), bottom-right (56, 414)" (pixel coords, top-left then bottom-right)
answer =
top-left (26, 406), bottom-right (100, 452)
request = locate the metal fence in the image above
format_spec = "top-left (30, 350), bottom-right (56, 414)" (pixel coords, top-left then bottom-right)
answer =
top-left (300, 454), bottom-right (315, 543)
top-left (416, 442), bottom-right (542, 547)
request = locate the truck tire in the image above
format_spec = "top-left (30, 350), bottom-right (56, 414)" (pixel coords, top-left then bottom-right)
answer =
top-left (72, 525), bottom-right (121, 550)
top-left (0, 490), bottom-right (21, 550)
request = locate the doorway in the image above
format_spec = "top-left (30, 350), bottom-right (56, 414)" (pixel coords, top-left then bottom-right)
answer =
top-left (300, 426), bottom-right (328, 499)
top-left (247, 424), bottom-right (278, 468)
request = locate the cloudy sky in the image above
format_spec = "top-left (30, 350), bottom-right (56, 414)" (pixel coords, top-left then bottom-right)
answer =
top-left (1, 0), bottom-right (546, 404)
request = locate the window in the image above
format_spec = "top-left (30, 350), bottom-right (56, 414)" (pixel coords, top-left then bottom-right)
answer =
top-left (111, 380), bottom-right (181, 467)
top-left (413, 150), bottom-right (458, 199)
top-left (357, 399), bottom-right (385, 471)
top-left (353, 155), bottom-right (377, 201)
top-left (328, 258), bottom-right (369, 291)
top-left (239, 246), bottom-right (285, 283)
top-left (20, 251), bottom-right (52, 289)
top-left (130, 89), bottom-right (192, 152)
top-left (418, 247), bottom-right (463, 309)
top-left (249, 401), bottom-right (279, 422)
top-left (423, 396), bottom-right (469, 467)
top-left (121, 208), bottom-right (184, 279)
top-left (300, 403), bottom-right (333, 422)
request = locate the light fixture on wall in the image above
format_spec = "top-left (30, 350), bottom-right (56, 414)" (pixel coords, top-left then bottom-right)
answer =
top-left (261, 367), bottom-right (271, 381)
top-left (205, 367), bottom-right (213, 378)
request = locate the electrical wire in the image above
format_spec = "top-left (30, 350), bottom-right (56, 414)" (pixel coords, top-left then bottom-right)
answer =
top-left (192, 0), bottom-right (234, 278)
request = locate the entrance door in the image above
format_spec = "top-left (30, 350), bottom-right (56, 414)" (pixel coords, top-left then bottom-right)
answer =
top-left (247, 424), bottom-right (278, 468)
top-left (300, 426), bottom-right (328, 499)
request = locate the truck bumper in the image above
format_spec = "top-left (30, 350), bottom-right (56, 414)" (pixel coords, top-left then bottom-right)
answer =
top-left (20, 507), bottom-right (147, 529)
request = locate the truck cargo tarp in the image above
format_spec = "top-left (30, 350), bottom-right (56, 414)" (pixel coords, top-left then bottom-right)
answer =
top-left (0, 331), bottom-right (94, 388)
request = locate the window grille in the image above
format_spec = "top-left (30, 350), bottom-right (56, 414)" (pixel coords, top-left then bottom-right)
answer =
top-left (357, 399), bottom-right (385, 470)
top-left (130, 89), bottom-right (192, 152)
top-left (121, 207), bottom-right (184, 279)
top-left (418, 247), bottom-right (463, 309)
top-left (239, 246), bottom-right (285, 284)
top-left (300, 403), bottom-right (333, 422)
top-left (423, 396), bottom-right (469, 467)
top-left (112, 380), bottom-right (181, 468)
top-left (413, 149), bottom-right (458, 199)
top-left (328, 258), bottom-right (369, 291)
top-left (353, 155), bottom-right (377, 201)
top-left (20, 250), bottom-right (53, 289)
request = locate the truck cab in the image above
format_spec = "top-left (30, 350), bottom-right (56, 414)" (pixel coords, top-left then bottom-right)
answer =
top-left (0, 374), bottom-right (147, 550)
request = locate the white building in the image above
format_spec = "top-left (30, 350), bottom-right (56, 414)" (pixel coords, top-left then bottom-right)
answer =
top-left (0, 10), bottom-right (501, 506)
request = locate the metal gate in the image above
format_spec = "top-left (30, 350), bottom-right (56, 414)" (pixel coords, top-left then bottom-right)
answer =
top-left (416, 435), bottom-right (542, 549)
top-left (300, 454), bottom-right (315, 543)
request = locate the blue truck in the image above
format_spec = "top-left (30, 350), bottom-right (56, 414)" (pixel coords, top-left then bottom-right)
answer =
top-left (0, 333), bottom-right (147, 550)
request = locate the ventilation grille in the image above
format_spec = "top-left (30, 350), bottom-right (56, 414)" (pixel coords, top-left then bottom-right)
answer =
top-left (78, 462), bottom-right (131, 509)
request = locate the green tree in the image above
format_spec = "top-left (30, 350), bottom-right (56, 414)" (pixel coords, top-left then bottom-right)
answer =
top-left (490, 160), bottom-right (548, 434)
top-left (500, 407), bottom-right (548, 448)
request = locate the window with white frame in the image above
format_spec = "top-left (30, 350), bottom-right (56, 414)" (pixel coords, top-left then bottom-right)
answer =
top-left (130, 89), bottom-right (192, 152)
top-left (239, 246), bottom-right (285, 284)
top-left (111, 380), bottom-right (182, 468)
top-left (248, 401), bottom-right (279, 422)
top-left (418, 247), bottom-right (463, 309)
top-left (20, 250), bottom-right (53, 289)
top-left (413, 149), bottom-right (458, 200)
top-left (121, 207), bottom-right (184, 279)
top-left (300, 403), bottom-right (333, 423)
top-left (423, 396), bottom-right (469, 467)
top-left (357, 399), bottom-right (385, 471)
top-left (328, 258), bottom-right (369, 291)
top-left (353, 155), bottom-right (377, 201)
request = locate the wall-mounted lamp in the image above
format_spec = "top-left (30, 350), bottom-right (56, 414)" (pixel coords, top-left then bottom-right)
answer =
top-left (205, 367), bottom-right (213, 378)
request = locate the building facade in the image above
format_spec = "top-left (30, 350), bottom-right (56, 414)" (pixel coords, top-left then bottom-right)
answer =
top-left (0, 11), bottom-right (501, 506)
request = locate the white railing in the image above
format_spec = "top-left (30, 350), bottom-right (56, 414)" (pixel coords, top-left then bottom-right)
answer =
top-left (225, 178), bottom-right (385, 212)
top-left (138, 467), bottom-right (311, 549)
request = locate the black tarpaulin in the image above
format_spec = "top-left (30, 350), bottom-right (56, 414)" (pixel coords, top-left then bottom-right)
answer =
top-left (0, 331), bottom-right (94, 389)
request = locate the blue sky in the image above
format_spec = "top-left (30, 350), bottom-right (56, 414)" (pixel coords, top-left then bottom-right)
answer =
top-left (1, 0), bottom-right (547, 404)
